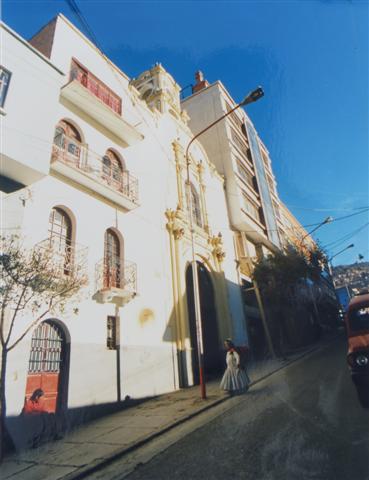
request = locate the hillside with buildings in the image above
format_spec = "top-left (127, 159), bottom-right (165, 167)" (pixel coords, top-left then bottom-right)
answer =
top-left (333, 261), bottom-right (369, 292)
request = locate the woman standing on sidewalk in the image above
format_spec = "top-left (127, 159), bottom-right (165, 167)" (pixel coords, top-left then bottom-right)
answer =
top-left (220, 339), bottom-right (250, 395)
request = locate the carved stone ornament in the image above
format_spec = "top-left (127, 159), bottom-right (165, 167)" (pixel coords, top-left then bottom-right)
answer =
top-left (208, 232), bottom-right (226, 263)
top-left (165, 208), bottom-right (185, 240)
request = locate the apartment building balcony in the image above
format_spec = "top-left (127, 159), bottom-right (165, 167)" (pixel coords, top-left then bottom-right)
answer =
top-left (35, 238), bottom-right (88, 277)
top-left (93, 259), bottom-right (137, 306)
top-left (50, 138), bottom-right (139, 210)
top-left (60, 60), bottom-right (143, 146)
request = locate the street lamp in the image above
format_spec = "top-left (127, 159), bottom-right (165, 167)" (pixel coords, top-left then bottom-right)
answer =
top-left (300, 216), bottom-right (333, 245)
top-left (329, 243), bottom-right (354, 262)
top-left (326, 243), bottom-right (354, 290)
top-left (185, 86), bottom-right (264, 399)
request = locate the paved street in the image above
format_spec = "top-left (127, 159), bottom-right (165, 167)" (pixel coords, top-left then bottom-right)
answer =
top-left (102, 338), bottom-right (369, 480)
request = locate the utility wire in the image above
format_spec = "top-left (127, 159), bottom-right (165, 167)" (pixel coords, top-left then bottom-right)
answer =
top-left (6, 119), bottom-right (369, 238)
top-left (66, 0), bottom-right (104, 53)
top-left (323, 221), bottom-right (369, 250)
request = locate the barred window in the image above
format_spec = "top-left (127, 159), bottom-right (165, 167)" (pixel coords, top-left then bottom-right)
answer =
top-left (107, 316), bottom-right (117, 350)
top-left (48, 207), bottom-right (73, 275)
top-left (53, 120), bottom-right (82, 162)
top-left (28, 322), bottom-right (63, 373)
top-left (104, 229), bottom-right (121, 288)
top-left (102, 150), bottom-right (124, 187)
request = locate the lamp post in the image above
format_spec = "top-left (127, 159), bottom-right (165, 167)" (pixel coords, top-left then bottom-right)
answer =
top-left (329, 243), bottom-right (355, 263)
top-left (300, 216), bottom-right (333, 245)
top-left (185, 87), bottom-right (264, 399)
top-left (327, 243), bottom-right (354, 288)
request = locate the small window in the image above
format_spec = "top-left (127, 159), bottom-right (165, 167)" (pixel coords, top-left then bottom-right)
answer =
top-left (54, 127), bottom-right (65, 148)
top-left (104, 229), bottom-right (121, 288)
top-left (0, 67), bottom-right (11, 108)
top-left (102, 150), bottom-right (124, 187)
top-left (107, 316), bottom-right (117, 350)
top-left (190, 184), bottom-right (203, 228)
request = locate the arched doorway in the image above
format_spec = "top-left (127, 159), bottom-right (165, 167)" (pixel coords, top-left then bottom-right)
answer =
top-left (25, 320), bottom-right (69, 413)
top-left (186, 262), bottom-right (221, 384)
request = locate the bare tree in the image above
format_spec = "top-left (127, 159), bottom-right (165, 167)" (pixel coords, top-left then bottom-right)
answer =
top-left (0, 235), bottom-right (87, 461)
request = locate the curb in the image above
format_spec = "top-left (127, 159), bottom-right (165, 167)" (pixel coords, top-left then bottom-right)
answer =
top-left (61, 334), bottom-right (343, 480)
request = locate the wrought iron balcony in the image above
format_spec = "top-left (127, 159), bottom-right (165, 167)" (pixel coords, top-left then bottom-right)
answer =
top-left (70, 59), bottom-right (122, 115)
top-left (94, 258), bottom-right (137, 306)
top-left (51, 137), bottom-right (139, 210)
top-left (35, 239), bottom-right (88, 277)
top-left (60, 59), bottom-right (143, 147)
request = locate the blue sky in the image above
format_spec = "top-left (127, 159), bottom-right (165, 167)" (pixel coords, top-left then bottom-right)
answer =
top-left (3, 0), bottom-right (368, 266)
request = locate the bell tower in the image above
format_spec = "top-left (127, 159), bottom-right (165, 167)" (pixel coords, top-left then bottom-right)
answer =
top-left (131, 63), bottom-right (182, 119)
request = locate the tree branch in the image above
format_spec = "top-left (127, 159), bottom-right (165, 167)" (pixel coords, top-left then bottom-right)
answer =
top-left (5, 285), bottom-right (27, 346)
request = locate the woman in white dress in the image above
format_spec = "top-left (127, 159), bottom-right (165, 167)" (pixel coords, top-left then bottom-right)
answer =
top-left (220, 339), bottom-right (250, 394)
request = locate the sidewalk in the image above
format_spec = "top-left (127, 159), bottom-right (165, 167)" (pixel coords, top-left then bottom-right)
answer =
top-left (1, 333), bottom-right (341, 480)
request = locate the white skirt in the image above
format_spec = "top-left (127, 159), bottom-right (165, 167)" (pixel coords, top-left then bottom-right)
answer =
top-left (220, 367), bottom-right (250, 392)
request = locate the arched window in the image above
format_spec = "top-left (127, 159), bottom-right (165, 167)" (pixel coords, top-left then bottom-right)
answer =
top-left (190, 184), bottom-right (203, 228)
top-left (53, 120), bottom-right (82, 163)
top-left (49, 207), bottom-right (72, 274)
top-left (104, 229), bottom-right (121, 288)
top-left (102, 150), bottom-right (124, 189)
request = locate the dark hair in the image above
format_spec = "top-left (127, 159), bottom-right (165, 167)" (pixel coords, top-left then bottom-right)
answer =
top-left (30, 389), bottom-right (44, 401)
top-left (224, 338), bottom-right (234, 348)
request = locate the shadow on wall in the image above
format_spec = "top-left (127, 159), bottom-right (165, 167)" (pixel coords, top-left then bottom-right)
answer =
top-left (5, 395), bottom-right (156, 454)
top-left (162, 268), bottom-right (244, 388)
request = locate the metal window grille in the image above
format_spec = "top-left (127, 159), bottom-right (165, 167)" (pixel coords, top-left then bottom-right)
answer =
top-left (107, 316), bottom-right (117, 350)
top-left (48, 207), bottom-right (73, 274)
top-left (28, 322), bottom-right (63, 373)
top-left (101, 151), bottom-right (124, 189)
top-left (104, 229), bottom-right (121, 288)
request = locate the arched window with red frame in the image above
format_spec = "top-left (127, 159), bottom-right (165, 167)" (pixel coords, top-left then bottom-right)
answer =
top-left (48, 207), bottom-right (73, 274)
top-left (53, 120), bottom-right (82, 165)
top-left (102, 150), bottom-right (124, 191)
top-left (104, 229), bottom-right (121, 288)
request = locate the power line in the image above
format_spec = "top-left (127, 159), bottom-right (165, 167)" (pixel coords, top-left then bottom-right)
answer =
top-left (66, 0), bottom-right (104, 53)
top-left (323, 222), bottom-right (369, 250)
top-left (285, 204), bottom-right (369, 212)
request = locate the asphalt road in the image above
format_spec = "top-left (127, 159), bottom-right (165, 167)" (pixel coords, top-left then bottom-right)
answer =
top-left (120, 338), bottom-right (369, 480)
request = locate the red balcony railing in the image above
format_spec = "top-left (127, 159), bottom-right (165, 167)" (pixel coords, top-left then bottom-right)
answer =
top-left (51, 136), bottom-right (139, 203)
top-left (95, 258), bottom-right (137, 294)
top-left (70, 59), bottom-right (122, 115)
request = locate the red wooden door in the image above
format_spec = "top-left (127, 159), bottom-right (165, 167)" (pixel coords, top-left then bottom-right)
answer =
top-left (25, 322), bottom-right (64, 413)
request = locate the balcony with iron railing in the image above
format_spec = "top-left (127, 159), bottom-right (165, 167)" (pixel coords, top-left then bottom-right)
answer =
top-left (50, 136), bottom-right (139, 210)
top-left (93, 258), bottom-right (137, 306)
top-left (35, 238), bottom-right (88, 278)
top-left (60, 59), bottom-right (143, 146)
top-left (70, 59), bottom-right (122, 115)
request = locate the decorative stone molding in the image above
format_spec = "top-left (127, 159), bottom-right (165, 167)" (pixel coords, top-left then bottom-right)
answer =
top-left (180, 109), bottom-right (190, 124)
top-left (165, 208), bottom-right (185, 240)
top-left (208, 232), bottom-right (226, 263)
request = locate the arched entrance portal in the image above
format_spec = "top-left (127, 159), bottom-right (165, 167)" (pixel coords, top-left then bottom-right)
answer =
top-left (186, 262), bottom-right (222, 384)
top-left (25, 320), bottom-right (69, 413)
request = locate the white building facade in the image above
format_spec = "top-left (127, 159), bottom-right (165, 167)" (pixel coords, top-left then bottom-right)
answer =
top-left (1, 15), bottom-right (247, 436)
top-left (182, 73), bottom-right (293, 357)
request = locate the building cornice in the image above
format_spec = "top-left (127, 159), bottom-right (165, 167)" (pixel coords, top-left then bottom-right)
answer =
top-left (1, 22), bottom-right (64, 75)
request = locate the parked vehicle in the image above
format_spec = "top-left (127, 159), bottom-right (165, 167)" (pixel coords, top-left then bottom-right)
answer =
top-left (345, 293), bottom-right (369, 408)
